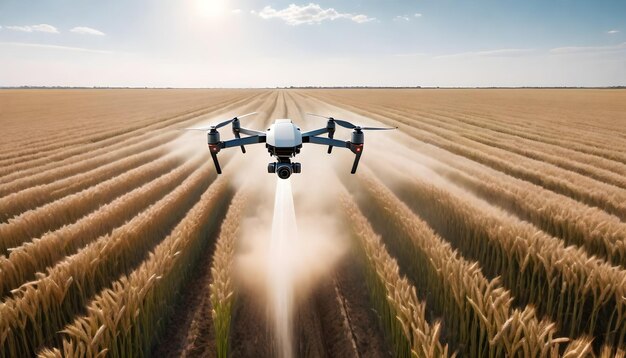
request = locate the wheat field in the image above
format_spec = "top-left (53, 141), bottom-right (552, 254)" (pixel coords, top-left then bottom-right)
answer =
top-left (1, 88), bottom-right (625, 357)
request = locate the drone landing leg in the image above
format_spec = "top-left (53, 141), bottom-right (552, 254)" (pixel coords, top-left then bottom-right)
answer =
top-left (209, 149), bottom-right (222, 174)
top-left (351, 151), bottom-right (362, 174)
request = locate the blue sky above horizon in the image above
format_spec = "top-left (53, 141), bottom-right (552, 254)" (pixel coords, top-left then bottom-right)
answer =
top-left (0, 0), bottom-right (624, 87)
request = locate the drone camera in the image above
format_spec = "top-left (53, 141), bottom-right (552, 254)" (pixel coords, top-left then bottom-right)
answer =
top-left (268, 161), bottom-right (301, 179)
top-left (277, 165), bottom-right (292, 179)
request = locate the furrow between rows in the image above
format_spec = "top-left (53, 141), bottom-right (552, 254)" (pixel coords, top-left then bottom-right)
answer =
top-left (38, 176), bottom-right (233, 358)
top-left (347, 171), bottom-right (574, 356)
top-left (0, 143), bottom-right (167, 222)
top-left (0, 92), bottom-right (259, 169)
top-left (0, 160), bottom-right (216, 358)
top-left (316, 95), bottom-right (626, 219)
top-left (380, 168), bottom-right (626, 353)
top-left (0, 153), bottom-right (183, 254)
top-left (0, 155), bottom-right (202, 298)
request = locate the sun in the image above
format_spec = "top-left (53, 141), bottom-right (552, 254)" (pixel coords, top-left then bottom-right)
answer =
top-left (194, 0), bottom-right (227, 17)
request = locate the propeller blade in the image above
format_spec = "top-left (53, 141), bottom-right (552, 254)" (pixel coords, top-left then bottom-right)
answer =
top-left (183, 125), bottom-right (216, 131)
top-left (359, 126), bottom-right (397, 131)
top-left (333, 119), bottom-right (357, 129)
top-left (195, 112), bottom-right (260, 130)
top-left (306, 113), bottom-right (392, 131)
top-left (306, 113), bottom-right (332, 119)
top-left (236, 111), bottom-right (258, 119)
top-left (214, 118), bottom-right (235, 129)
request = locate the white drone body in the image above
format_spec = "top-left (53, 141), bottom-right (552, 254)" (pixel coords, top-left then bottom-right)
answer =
top-left (186, 113), bottom-right (395, 179)
top-left (266, 119), bottom-right (303, 149)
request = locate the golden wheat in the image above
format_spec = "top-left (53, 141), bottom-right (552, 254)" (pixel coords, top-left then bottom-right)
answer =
top-left (432, 163), bottom-right (626, 268)
top-left (0, 155), bottom-right (182, 253)
top-left (39, 176), bottom-right (232, 358)
top-left (209, 190), bottom-right (248, 358)
top-left (2, 87), bottom-right (264, 192)
top-left (0, 157), bottom-right (200, 298)
top-left (351, 171), bottom-right (572, 356)
top-left (0, 131), bottom-right (177, 196)
top-left (0, 165), bottom-right (214, 358)
top-left (379, 103), bottom-right (626, 183)
top-left (0, 146), bottom-right (166, 221)
top-left (390, 173), bottom-right (626, 353)
top-left (0, 90), bottom-right (261, 176)
top-left (339, 190), bottom-right (449, 358)
top-left (312, 93), bottom-right (626, 219)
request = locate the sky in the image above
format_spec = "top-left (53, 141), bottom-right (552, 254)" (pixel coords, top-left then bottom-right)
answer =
top-left (0, 0), bottom-right (625, 87)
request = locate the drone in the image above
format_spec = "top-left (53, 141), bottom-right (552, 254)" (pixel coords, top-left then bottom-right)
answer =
top-left (186, 112), bottom-right (395, 179)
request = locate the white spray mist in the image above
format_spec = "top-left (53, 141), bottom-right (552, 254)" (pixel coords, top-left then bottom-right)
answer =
top-left (268, 178), bottom-right (297, 358)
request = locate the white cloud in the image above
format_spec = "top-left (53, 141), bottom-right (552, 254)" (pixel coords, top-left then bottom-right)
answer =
top-left (70, 26), bottom-right (105, 36)
top-left (436, 48), bottom-right (536, 59)
top-left (414, 13), bottom-right (422, 18)
top-left (394, 15), bottom-right (410, 22)
top-left (607, 30), bottom-right (619, 34)
top-left (5, 24), bottom-right (59, 33)
top-left (232, 9), bottom-right (242, 14)
top-left (351, 14), bottom-right (374, 24)
top-left (0, 41), bottom-right (112, 54)
top-left (550, 42), bottom-right (626, 54)
top-left (257, 3), bottom-right (375, 25)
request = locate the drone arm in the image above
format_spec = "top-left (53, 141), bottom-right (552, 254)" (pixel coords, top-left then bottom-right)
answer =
top-left (207, 135), bottom-right (265, 174)
top-left (232, 119), bottom-right (264, 153)
top-left (221, 135), bottom-right (266, 148)
top-left (239, 127), bottom-right (266, 136)
top-left (303, 136), bottom-right (364, 174)
top-left (301, 128), bottom-right (329, 137)
top-left (302, 135), bottom-right (348, 148)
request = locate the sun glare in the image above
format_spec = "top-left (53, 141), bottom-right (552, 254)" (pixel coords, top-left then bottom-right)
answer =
top-left (195, 0), bottom-right (227, 17)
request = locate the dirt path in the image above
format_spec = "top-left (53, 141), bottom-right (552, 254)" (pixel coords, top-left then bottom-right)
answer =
top-left (322, 247), bottom-right (392, 358)
top-left (229, 246), bottom-right (390, 358)
top-left (150, 243), bottom-right (217, 358)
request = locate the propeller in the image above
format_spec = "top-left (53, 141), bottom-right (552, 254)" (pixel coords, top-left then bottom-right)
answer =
top-left (185, 112), bottom-right (258, 131)
top-left (306, 113), bottom-right (396, 131)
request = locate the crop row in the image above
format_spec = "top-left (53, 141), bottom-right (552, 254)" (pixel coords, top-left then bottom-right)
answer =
top-left (210, 190), bottom-right (248, 358)
top-left (0, 88), bottom-right (242, 187)
top-left (39, 176), bottom-right (233, 358)
top-left (0, 128), bottom-right (175, 190)
top-left (304, 90), bottom-right (626, 162)
top-left (350, 172), bottom-right (573, 357)
top-left (422, 101), bottom-right (626, 155)
top-left (461, 130), bottom-right (626, 188)
top-left (411, 104), bottom-right (626, 162)
top-left (430, 161), bottom-right (626, 268)
top-left (380, 104), bottom-right (626, 188)
top-left (0, 91), bottom-right (262, 171)
top-left (322, 96), bottom-right (626, 219)
top-left (0, 144), bottom-right (166, 223)
top-left (0, 154), bottom-right (182, 254)
top-left (387, 171), bottom-right (626, 353)
top-left (339, 190), bottom-right (448, 357)
top-left (0, 92), bottom-right (274, 220)
top-left (0, 156), bottom-right (201, 298)
top-left (0, 164), bottom-right (214, 357)
top-left (299, 91), bottom-right (626, 214)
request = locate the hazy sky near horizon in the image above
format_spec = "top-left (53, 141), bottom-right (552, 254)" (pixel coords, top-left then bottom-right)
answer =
top-left (0, 0), bottom-right (625, 87)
